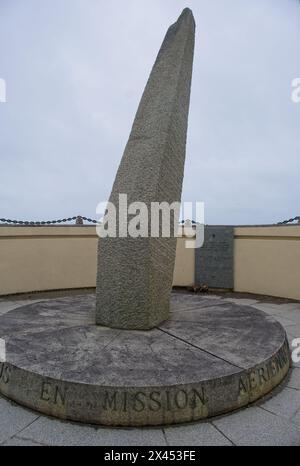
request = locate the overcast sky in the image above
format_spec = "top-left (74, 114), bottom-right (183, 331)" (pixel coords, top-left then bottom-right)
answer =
top-left (0, 0), bottom-right (299, 225)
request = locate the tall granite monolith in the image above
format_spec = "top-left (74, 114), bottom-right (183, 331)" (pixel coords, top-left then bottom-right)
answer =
top-left (96, 9), bottom-right (195, 329)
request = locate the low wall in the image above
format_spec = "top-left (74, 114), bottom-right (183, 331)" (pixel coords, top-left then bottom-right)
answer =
top-left (234, 225), bottom-right (300, 301)
top-left (0, 226), bottom-right (97, 295)
top-left (0, 225), bottom-right (299, 300)
top-left (0, 226), bottom-right (195, 295)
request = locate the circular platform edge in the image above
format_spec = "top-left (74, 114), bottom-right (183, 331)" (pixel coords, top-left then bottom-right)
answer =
top-left (0, 337), bottom-right (290, 426)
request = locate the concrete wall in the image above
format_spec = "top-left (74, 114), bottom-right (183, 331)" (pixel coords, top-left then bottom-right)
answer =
top-left (0, 226), bottom-right (97, 295)
top-left (0, 226), bottom-right (194, 295)
top-left (234, 225), bottom-right (300, 301)
top-left (173, 234), bottom-right (195, 286)
top-left (0, 225), bottom-right (299, 300)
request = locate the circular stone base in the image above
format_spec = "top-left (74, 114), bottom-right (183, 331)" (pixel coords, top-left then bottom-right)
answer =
top-left (0, 292), bottom-right (290, 426)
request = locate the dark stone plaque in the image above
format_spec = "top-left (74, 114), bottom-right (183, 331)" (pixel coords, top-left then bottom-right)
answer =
top-left (196, 226), bottom-right (234, 289)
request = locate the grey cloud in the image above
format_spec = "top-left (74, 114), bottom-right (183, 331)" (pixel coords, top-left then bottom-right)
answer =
top-left (0, 0), bottom-right (299, 224)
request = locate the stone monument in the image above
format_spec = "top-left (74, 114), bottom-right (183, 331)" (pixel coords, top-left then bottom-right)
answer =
top-left (0, 9), bottom-right (290, 427)
top-left (96, 8), bottom-right (195, 329)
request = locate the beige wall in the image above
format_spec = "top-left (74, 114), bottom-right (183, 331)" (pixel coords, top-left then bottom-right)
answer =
top-left (0, 226), bottom-right (194, 295)
top-left (234, 226), bottom-right (300, 301)
top-left (0, 226), bottom-right (98, 295)
top-left (173, 235), bottom-right (195, 286)
top-left (1, 225), bottom-right (299, 300)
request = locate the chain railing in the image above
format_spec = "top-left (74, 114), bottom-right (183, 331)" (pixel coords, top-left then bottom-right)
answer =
top-left (277, 216), bottom-right (300, 225)
top-left (1, 215), bottom-right (299, 226)
top-left (0, 216), bottom-right (98, 225)
top-left (0, 216), bottom-right (194, 226)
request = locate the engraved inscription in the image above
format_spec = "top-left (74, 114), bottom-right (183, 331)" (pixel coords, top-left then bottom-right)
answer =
top-left (239, 344), bottom-right (289, 395)
top-left (196, 226), bottom-right (234, 289)
top-left (40, 384), bottom-right (207, 413)
top-left (101, 387), bottom-right (207, 413)
top-left (40, 381), bottom-right (67, 405)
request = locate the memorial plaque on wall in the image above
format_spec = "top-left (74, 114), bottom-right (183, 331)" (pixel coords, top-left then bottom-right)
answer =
top-left (195, 226), bottom-right (234, 289)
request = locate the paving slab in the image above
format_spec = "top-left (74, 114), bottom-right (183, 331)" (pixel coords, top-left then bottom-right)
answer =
top-left (287, 368), bottom-right (300, 390)
top-left (0, 300), bottom-right (46, 316)
top-left (164, 422), bottom-right (232, 446)
top-left (0, 397), bottom-right (39, 444)
top-left (259, 386), bottom-right (300, 419)
top-left (0, 302), bottom-right (24, 316)
top-left (213, 406), bottom-right (300, 446)
top-left (19, 417), bottom-right (166, 446)
top-left (2, 436), bottom-right (44, 446)
top-left (291, 408), bottom-right (300, 427)
top-left (251, 303), bottom-right (300, 312)
top-left (195, 295), bottom-right (222, 300)
top-left (284, 324), bottom-right (300, 338)
top-left (282, 311), bottom-right (300, 325)
top-left (223, 298), bottom-right (259, 306)
top-left (268, 315), bottom-right (297, 327)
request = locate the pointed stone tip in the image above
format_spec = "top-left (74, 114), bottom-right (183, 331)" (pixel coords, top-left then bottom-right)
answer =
top-left (181, 7), bottom-right (193, 16)
top-left (178, 7), bottom-right (195, 26)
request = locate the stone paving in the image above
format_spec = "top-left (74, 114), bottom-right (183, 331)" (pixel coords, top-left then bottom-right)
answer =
top-left (0, 292), bottom-right (300, 446)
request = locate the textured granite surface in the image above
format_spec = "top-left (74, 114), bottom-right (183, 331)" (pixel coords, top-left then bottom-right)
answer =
top-left (0, 292), bottom-right (290, 426)
top-left (96, 9), bottom-right (195, 329)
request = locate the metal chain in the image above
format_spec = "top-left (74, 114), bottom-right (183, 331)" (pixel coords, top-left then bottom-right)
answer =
top-left (1, 216), bottom-right (299, 226)
top-left (0, 217), bottom-right (192, 225)
top-left (277, 216), bottom-right (300, 225)
top-left (0, 216), bottom-right (98, 225)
